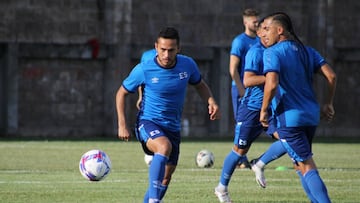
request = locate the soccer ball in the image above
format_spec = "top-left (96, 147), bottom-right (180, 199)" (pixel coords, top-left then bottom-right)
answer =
top-left (79, 149), bottom-right (112, 181)
top-left (195, 149), bottom-right (215, 168)
top-left (144, 154), bottom-right (153, 166)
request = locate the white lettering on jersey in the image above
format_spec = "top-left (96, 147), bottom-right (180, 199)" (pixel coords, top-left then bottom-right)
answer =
top-left (179, 72), bottom-right (188, 80)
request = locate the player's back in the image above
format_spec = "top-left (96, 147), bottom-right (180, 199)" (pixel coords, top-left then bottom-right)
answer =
top-left (264, 40), bottom-right (322, 127)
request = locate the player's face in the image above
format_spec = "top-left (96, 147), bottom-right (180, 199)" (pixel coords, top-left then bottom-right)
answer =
top-left (262, 18), bottom-right (281, 47)
top-left (244, 16), bottom-right (259, 34)
top-left (257, 23), bottom-right (267, 47)
top-left (155, 37), bottom-right (179, 68)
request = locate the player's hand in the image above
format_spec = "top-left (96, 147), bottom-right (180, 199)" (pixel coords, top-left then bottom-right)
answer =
top-left (260, 110), bottom-right (269, 128)
top-left (321, 104), bottom-right (335, 122)
top-left (118, 127), bottom-right (131, 142)
top-left (208, 102), bottom-right (220, 120)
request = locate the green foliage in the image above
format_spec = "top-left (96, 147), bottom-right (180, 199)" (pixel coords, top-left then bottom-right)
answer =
top-left (0, 140), bottom-right (359, 202)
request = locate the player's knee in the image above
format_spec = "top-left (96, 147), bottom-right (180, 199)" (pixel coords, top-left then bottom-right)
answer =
top-left (162, 176), bottom-right (172, 185)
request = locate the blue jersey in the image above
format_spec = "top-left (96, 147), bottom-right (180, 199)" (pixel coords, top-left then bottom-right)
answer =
top-left (242, 42), bottom-right (265, 110)
top-left (140, 49), bottom-right (157, 62)
top-left (122, 55), bottom-right (202, 131)
top-left (230, 33), bottom-right (259, 85)
top-left (263, 40), bottom-right (326, 127)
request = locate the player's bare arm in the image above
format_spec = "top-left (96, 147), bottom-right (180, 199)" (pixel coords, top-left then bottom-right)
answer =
top-left (194, 79), bottom-right (220, 120)
top-left (260, 72), bottom-right (278, 127)
top-left (116, 86), bottom-right (131, 141)
top-left (243, 71), bottom-right (265, 88)
top-left (319, 63), bottom-right (337, 122)
top-left (229, 55), bottom-right (245, 96)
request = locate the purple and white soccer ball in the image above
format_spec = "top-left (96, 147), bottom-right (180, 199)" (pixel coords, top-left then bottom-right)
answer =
top-left (79, 149), bottom-right (112, 181)
top-left (195, 149), bottom-right (215, 168)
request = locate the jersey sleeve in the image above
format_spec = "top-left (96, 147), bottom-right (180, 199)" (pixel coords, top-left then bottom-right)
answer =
top-left (187, 57), bottom-right (202, 85)
top-left (244, 47), bottom-right (263, 74)
top-left (230, 35), bottom-right (244, 57)
top-left (122, 64), bottom-right (145, 93)
top-left (307, 47), bottom-right (326, 73)
top-left (263, 48), bottom-right (280, 74)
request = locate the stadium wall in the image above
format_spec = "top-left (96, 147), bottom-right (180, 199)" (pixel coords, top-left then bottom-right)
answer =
top-left (0, 0), bottom-right (358, 138)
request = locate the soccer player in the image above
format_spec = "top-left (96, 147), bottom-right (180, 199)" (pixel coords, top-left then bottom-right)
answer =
top-left (214, 18), bottom-right (286, 203)
top-left (260, 12), bottom-right (336, 203)
top-left (229, 8), bottom-right (260, 169)
top-left (116, 27), bottom-right (220, 203)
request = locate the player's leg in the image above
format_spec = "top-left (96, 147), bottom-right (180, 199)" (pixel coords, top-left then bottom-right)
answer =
top-left (158, 132), bottom-right (180, 201)
top-left (295, 167), bottom-right (318, 203)
top-left (138, 120), bottom-right (171, 203)
top-left (215, 146), bottom-right (246, 203)
top-left (214, 121), bottom-right (249, 202)
top-left (279, 127), bottom-right (331, 203)
top-left (250, 116), bottom-right (286, 188)
top-left (231, 88), bottom-right (251, 169)
top-left (215, 108), bottom-right (261, 202)
top-left (250, 139), bottom-right (287, 188)
top-left (146, 137), bottom-right (171, 203)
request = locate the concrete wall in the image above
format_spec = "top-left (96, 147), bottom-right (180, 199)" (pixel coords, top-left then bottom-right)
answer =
top-left (0, 0), bottom-right (358, 138)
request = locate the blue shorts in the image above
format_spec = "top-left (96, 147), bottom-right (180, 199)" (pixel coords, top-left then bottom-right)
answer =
top-left (233, 105), bottom-right (264, 149)
top-left (231, 85), bottom-right (241, 120)
top-left (233, 104), bottom-right (277, 148)
top-left (277, 126), bottom-right (316, 163)
top-left (135, 119), bottom-right (181, 165)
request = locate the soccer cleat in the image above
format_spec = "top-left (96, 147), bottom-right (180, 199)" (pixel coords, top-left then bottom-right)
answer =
top-left (250, 159), bottom-right (266, 188)
top-left (214, 187), bottom-right (232, 203)
top-left (236, 159), bottom-right (251, 169)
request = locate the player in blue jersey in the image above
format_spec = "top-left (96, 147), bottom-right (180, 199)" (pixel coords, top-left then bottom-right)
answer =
top-left (260, 12), bottom-right (336, 203)
top-left (229, 8), bottom-right (260, 169)
top-left (116, 27), bottom-right (220, 203)
top-left (214, 18), bottom-right (287, 203)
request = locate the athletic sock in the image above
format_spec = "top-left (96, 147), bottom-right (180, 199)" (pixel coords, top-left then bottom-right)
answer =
top-left (296, 170), bottom-right (318, 203)
top-left (257, 140), bottom-right (286, 167)
top-left (148, 153), bottom-right (168, 203)
top-left (159, 184), bottom-right (168, 200)
top-left (144, 184), bottom-right (168, 203)
top-left (304, 169), bottom-right (331, 203)
top-left (219, 150), bottom-right (244, 187)
top-left (143, 189), bottom-right (149, 203)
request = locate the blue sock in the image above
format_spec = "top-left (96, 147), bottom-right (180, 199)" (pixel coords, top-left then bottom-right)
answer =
top-left (159, 184), bottom-right (168, 199)
top-left (143, 189), bottom-right (149, 203)
top-left (219, 150), bottom-right (244, 186)
top-left (296, 170), bottom-right (318, 203)
top-left (304, 169), bottom-right (331, 203)
top-left (148, 153), bottom-right (168, 202)
top-left (258, 140), bottom-right (286, 165)
top-left (143, 185), bottom-right (168, 203)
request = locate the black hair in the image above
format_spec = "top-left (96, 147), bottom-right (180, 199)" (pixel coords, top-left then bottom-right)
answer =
top-left (265, 12), bottom-right (311, 79)
top-left (157, 27), bottom-right (180, 46)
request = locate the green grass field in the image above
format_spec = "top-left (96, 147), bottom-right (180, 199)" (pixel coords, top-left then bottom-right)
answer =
top-left (0, 138), bottom-right (359, 203)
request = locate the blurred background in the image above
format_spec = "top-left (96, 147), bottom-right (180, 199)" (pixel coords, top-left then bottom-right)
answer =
top-left (0, 0), bottom-right (358, 139)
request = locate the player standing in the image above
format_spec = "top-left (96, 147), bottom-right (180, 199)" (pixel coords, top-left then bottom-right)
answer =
top-left (260, 12), bottom-right (336, 203)
top-left (116, 27), bottom-right (220, 203)
top-left (214, 18), bottom-right (287, 203)
top-left (229, 8), bottom-right (260, 169)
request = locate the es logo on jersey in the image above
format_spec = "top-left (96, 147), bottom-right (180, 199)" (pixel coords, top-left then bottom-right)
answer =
top-left (179, 72), bottom-right (188, 80)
